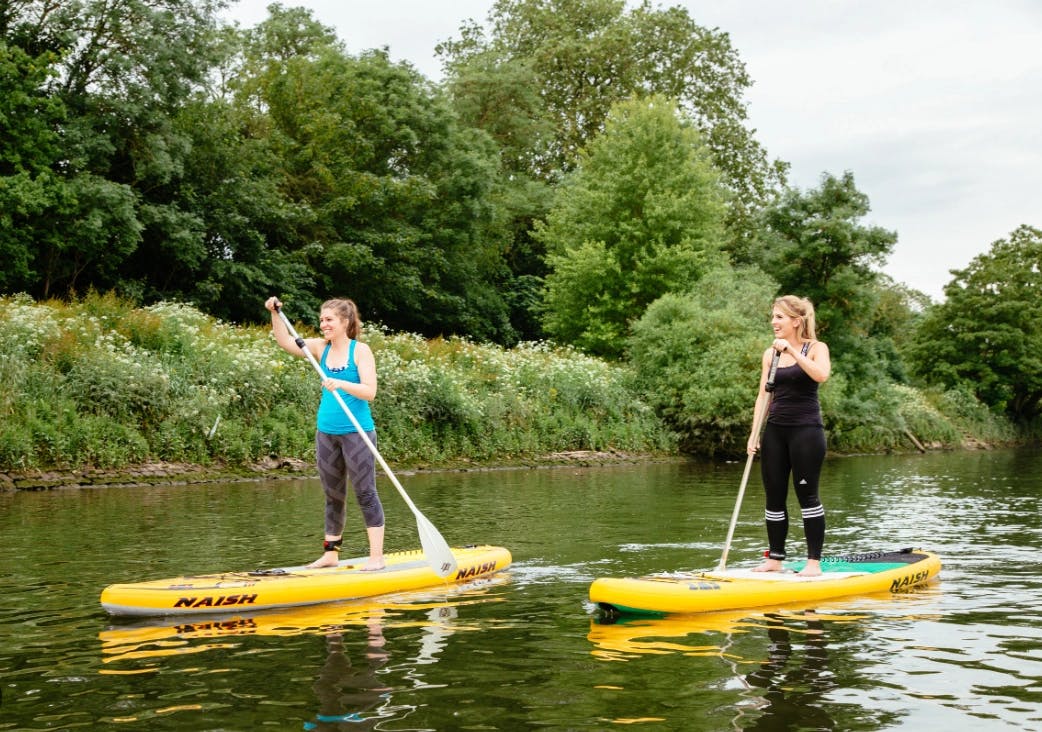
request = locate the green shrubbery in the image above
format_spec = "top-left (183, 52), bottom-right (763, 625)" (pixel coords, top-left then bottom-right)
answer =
top-left (0, 293), bottom-right (1021, 474)
top-left (0, 293), bottom-right (674, 471)
top-left (625, 269), bottom-right (1021, 458)
top-left (627, 267), bottom-right (775, 456)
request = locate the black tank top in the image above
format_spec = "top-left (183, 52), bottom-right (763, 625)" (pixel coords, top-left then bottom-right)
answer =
top-left (767, 343), bottom-right (823, 427)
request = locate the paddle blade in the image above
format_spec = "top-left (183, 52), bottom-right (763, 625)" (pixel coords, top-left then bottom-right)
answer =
top-left (416, 512), bottom-right (458, 577)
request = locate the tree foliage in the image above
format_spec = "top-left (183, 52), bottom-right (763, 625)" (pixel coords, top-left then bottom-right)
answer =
top-left (0, 1), bottom-right (1033, 456)
top-left (437, 0), bottom-right (786, 235)
top-left (627, 266), bottom-right (778, 455)
top-left (909, 225), bottom-right (1042, 422)
top-left (0, 3), bottom-right (519, 340)
top-left (436, 0), bottom-right (787, 337)
top-left (0, 39), bottom-right (65, 290)
top-left (0, 0), bottom-right (225, 297)
top-left (535, 96), bottom-right (728, 358)
top-left (441, 53), bottom-right (556, 340)
top-left (252, 38), bottom-right (514, 340)
top-left (755, 171), bottom-right (898, 382)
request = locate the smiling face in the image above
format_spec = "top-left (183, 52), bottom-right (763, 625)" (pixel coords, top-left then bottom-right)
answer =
top-left (771, 306), bottom-right (800, 340)
top-left (319, 309), bottom-right (347, 342)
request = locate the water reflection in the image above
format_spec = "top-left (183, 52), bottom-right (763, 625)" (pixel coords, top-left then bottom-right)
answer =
top-left (306, 617), bottom-right (393, 731)
top-left (588, 591), bottom-right (950, 730)
top-left (588, 603), bottom-right (872, 662)
top-left (97, 583), bottom-right (508, 728)
top-left (733, 612), bottom-right (836, 731)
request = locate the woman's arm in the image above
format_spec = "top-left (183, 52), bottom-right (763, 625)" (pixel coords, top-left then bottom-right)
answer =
top-left (265, 297), bottom-right (323, 359)
top-left (791, 341), bottom-right (831, 383)
top-left (773, 338), bottom-right (830, 383)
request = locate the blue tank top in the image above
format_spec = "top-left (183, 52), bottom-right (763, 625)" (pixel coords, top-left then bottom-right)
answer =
top-left (767, 342), bottom-right (823, 427)
top-left (316, 341), bottom-right (375, 434)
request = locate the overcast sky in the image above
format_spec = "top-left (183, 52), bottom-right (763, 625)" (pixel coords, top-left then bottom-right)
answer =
top-left (222, 1), bottom-right (1042, 301)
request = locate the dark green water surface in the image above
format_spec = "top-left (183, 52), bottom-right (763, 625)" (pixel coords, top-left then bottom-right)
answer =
top-left (2, 447), bottom-right (1040, 730)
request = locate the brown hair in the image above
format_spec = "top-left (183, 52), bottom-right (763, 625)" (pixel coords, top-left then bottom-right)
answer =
top-left (321, 298), bottom-right (362, 340)
top-left (773, 295), bottom-right (817, 341)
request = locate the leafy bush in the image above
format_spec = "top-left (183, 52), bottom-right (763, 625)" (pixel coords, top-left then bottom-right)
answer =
top-left (627, 266), bottom-right (777, 456)
top-left (823, 373), bottom-right (905, 453)
top-left (893, 384), bottom-right (962, 446)
top-left (930, 385), bottom-right (1018, 444)
top-left (0, 291), bottom-right (1025, 473)
top-left (0, 294), bottom-right (674, 471)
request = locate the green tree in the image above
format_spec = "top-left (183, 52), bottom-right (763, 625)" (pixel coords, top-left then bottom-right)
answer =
top-left (131, 91), bottom-right (315, 323)
top-left (442, 53), bottom-right (556, 340)
top-left (243, 12), bottom-right (515, 340)
top-left (535, 96), bottom-right (728, 358)
top-left (863, 275), bottom-right (932, 384)
top-left (909, 225), bottom-right (1042, 422)
top-left (1, 0), bottom-right (225, 299)
top-left (437, 0), bottom-right (787, 239)
top-left (755, 171), bottom-right (897, 382)
top-left (628, 266), bottom-right (778, 455)
top-left (104, 12), bottom-right (322, 322)
top-left (0, 40), bottom-right (65, 291)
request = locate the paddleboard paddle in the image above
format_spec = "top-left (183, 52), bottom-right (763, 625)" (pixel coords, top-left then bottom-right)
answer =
top-left (717, 347), bottom-right (782, 571)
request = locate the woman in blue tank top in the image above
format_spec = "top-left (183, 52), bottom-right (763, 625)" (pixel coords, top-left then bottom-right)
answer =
top-left (265, 296), bottom-right (385, 570)
top-left (746, 295), bottom-right (832, 576)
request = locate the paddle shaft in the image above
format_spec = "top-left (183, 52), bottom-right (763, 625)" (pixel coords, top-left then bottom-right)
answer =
top-left (717, 348), bottom-right (782, 571)
top-left (274, 306), bottom-right (457, 576)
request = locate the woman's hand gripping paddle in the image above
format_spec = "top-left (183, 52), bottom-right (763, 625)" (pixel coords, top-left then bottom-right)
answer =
top-left (275, 305), bottom-right (458, 578)
top-left (716, 348), bottom-right (782, 571)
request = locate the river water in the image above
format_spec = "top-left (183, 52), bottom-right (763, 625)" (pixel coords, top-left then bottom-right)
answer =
top-left (1, 447), bottom-right (1040, 730)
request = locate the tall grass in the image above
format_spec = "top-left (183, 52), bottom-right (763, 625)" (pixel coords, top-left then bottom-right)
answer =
top-left (0, 293), bottom-right (675, 472)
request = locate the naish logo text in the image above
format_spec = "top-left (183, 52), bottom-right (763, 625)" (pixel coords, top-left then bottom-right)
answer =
top-left (455, 561), bottom-right (497, 580)
top-left (173, 593), bottom-right (258, 609)
top-left (890, 569), bottom-right (930, 591)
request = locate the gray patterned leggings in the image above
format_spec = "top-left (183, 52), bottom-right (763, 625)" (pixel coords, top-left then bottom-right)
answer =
top-left (315, 430), bottom-right (385, 537)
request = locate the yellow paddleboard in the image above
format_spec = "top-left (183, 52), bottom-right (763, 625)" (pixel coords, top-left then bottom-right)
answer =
top-left (590, 548), bottom-right (940, 616)
top-left (101, 544), bottom-right (511, 617)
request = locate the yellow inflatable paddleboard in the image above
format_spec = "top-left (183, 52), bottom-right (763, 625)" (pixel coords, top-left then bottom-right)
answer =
top-left (590, 548), bottom-right (940, 616)
top-left (101, 544), bottom-right (511, 617)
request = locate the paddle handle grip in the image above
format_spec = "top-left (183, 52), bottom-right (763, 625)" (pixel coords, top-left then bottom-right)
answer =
top-left (764, 348), bottom-right (781, 393)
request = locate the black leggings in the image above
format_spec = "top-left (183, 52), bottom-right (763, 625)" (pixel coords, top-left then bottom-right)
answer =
top-left (759, 423), bottom-right (827, 560)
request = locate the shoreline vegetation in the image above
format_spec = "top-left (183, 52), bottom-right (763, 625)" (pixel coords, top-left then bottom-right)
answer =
top-left (0, 294), bottom-right (1022, 492)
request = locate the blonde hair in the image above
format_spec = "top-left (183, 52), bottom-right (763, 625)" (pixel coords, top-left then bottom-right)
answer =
top-left (321, 298), bottom-right (362, 340)
top-left (773, 295), bottom-right (817, 341)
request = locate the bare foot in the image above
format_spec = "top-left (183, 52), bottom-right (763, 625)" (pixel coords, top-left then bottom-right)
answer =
top-left (752, 558), bottom-right (785, 572)
top-left (797, 559), bottom-right (822, 577)
top-left (360, 558), bottom-right (385, 572)
top-left (306, 551), bottom-right (340, 569)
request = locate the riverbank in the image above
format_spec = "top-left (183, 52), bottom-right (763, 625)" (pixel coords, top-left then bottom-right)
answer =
top-left (0, 295), bottom-right (679, 478)
top-left (3, 435), bottom-right (1009, 492)
top-left (0, 450), bottom-right (687, 491)
top-left (1, 295), bottom-right (1025, 486)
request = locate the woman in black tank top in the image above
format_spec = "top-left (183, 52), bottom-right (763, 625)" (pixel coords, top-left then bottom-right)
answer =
top-left (746, 296), bottom-right (832, 576)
